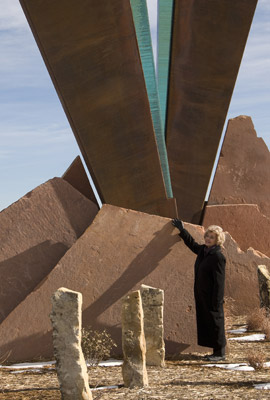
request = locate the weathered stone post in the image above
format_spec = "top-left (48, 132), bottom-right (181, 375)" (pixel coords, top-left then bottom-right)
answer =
top-left (140, 284), bottom-right (165, 367)
top-left (50, 287), bottom-right (92, 400)
top-left (258, 265), bottom-right (270, 310)
top-left (122, 290), bottom-right (148, 388)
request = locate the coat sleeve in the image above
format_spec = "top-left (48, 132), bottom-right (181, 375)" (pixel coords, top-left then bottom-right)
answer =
top-left (179, 228), bottom-right (201, 255)
top-left (211, 253), bottom-right (226, 311)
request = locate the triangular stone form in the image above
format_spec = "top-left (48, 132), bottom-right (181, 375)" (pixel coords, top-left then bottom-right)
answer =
top-left (0, 177), bottom-right (98, 323)
top-left (0, 204), bottom-right (269, 362)
top-left (208, 116), bottom-right (270, 218)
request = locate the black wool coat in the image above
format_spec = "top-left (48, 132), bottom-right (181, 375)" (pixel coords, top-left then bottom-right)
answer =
top-left (179, 228), bottom-right (226, 349)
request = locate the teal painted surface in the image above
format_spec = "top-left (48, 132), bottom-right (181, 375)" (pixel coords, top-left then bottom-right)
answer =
top-left (157, 0), bottom-right (174, 132)
top-left (130, 0), bottom-right (173, 198)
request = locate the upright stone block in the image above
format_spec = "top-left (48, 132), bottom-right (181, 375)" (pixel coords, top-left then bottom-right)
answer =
top-left (122, 290), bottom-right (148, 388)
top-left (258, 265), bottom-right (270, 310)
top-left (50, 288), bottom-right (92, 400)
top-left (140, 284), bottom-right (165, 367)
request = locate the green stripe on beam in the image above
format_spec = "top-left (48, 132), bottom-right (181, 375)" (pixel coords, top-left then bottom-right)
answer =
top-left (157, 0), bottom-right (174, 132)
top-left (130, 0), bottom-right (173, 198)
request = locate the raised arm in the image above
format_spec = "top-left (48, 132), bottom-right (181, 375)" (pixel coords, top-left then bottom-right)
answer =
top-left (172, 219), bottom-right (201, 255)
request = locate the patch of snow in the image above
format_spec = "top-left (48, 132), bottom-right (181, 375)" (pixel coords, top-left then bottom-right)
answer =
top-left (204, 363), bottom-right (254, 371)
top-left (0, 361), bottom-right (55, 369)
top-left (227, 327), bottom-right (247, 334)
top-left (1, 359), bottom-right (123, 370)
top-left (10, 369), bottom-right (42, 374)
top-left (92, 385), bottom-right (121, 391)
top-left (98, 359), bottom-right (123, 367)
top-left (228, 333), bottom-right (265, 341)
top-left (86, 359), bottom-right (123, 367)
top-left (254, 383), bottom-right (270, 390)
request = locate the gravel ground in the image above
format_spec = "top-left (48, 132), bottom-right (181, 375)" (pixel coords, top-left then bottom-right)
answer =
top-left (1, 320), bottom-right (270, 399)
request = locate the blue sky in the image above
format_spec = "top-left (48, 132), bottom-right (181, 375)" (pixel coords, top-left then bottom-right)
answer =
top-left (0, 0), bottom-right (269, 211)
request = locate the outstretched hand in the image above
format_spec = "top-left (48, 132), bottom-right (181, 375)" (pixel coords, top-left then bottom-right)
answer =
top-left (172, 218), bottom-right (184, 232)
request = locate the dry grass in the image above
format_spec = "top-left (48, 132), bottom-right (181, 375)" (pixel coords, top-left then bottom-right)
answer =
top-left (81, 327), bottom-right (117, 366)
top-left (246, 307), bottom-right (270, 342)
top-left (247, 350), bottom-right (265, 370)
top-left (246, 307), bottom-right (267, 331)
top-left (2, 316), bottom-right (270, 399)
top-left (262, 318), bottom-right (270, 341)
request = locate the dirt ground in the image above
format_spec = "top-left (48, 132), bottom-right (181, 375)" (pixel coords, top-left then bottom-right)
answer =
top-left (1, 319), bottom-right (270, 400)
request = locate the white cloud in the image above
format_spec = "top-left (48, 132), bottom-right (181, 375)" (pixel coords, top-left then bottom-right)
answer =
top-left (0, 150), bottom-right (13, 160)
top-left (0, 124), bottom-right (75, 149)
top-left (0, 29), bottom-right (50, 89)
top-left (258, 0), bottom-right (270, 12)
top-left (0, 1), bottom-right (51, 90)
top-left (0, 0), bottom-right (27, 30)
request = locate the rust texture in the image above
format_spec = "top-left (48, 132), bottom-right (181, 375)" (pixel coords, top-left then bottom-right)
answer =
top-left (20, 0), bottom-right (177, 218)
top-left (166, 0), bottom-right (257, 223)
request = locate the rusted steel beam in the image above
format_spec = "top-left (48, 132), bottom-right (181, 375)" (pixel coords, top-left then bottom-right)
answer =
top-left (166, 0), bottom-right (257, 223)
top-left (20, 0), bottom-right (177, 218)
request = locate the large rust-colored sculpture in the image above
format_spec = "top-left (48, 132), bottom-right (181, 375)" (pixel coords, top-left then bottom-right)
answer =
top-left (166, 0), bottom-right (257, 223)
top-left (19, 0), bottom-right (176, 218)
top-left (1, 0), bottom-right (263, 364)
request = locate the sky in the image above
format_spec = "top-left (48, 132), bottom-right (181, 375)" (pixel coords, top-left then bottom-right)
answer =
top-left (0, 0), bottom-right (269, 212)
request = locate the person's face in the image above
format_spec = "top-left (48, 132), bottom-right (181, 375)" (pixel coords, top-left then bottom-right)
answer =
top-left (204, 231), bottom-right (217, 247)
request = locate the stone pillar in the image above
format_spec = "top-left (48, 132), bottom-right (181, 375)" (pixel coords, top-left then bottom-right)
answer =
top-left (50, 287), bottom-right (92, 400)
top-left (258, 265), bottom-right (270, 310)
top-left (140, 284), bottom-right (165, 367)
top-left (122, 290), bottom-right (148, 388)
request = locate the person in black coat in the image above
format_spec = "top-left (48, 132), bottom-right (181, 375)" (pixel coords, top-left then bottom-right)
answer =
top-left (172, 218), bottom-right (226, 361)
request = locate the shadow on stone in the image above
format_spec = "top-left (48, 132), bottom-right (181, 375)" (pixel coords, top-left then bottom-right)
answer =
top-left (0, 241), bottom-right (68, 323)
top-left (84, 223), bottom-right (176, 323)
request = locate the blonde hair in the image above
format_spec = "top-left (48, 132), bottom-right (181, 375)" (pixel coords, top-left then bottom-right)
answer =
top-left (204, 225), bottom-right (225, 246)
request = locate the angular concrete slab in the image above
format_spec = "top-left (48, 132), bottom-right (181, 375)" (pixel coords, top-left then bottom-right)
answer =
top-left (203, 204), bottom-right (270, 257)
top-left (62, 156), bottom-right (99, 207)
top-left (20, 0), bottom-right (176, 218)
top-left (208, 116), bottom-right (270, 218)
top-left (0, 204), bottom-right (269, 362)
top-left (0, 178), bottom-right (98, 323)
top-left (166, 1), bottom-right (257, 223)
